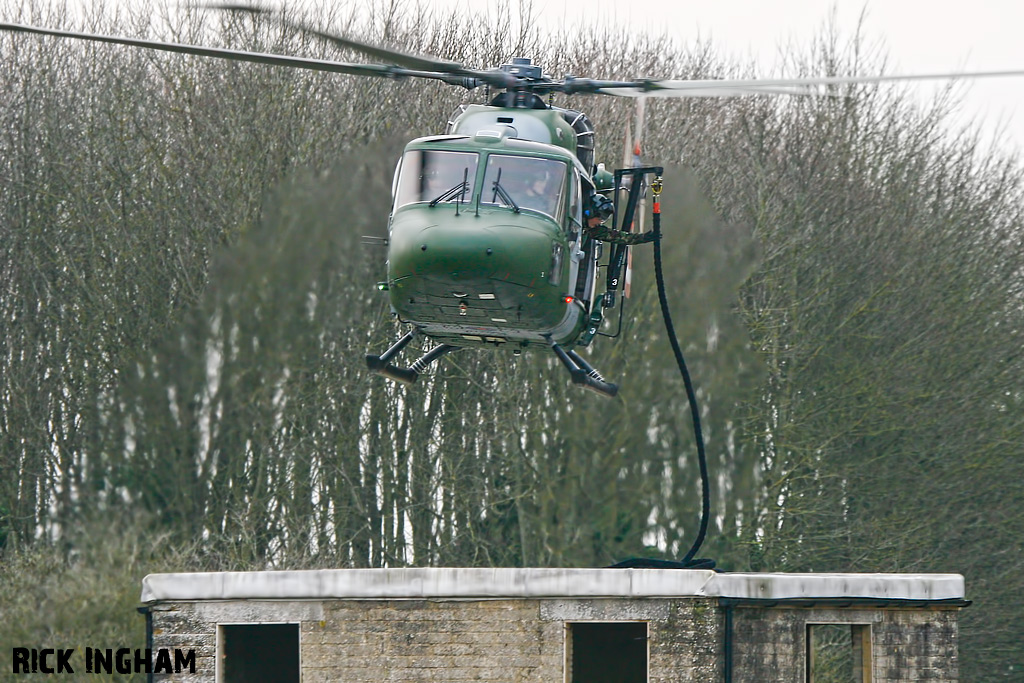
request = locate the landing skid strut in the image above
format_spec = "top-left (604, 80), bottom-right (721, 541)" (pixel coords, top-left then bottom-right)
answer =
top-left (366, 329), bottom-right (457, 384)
top-left (547, 336), bottom-right (619, 398)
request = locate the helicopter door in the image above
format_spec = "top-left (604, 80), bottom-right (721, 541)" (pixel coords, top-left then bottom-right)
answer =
top-left (567, 170), bottom-right (585, 301)
top-left (573, 173), bottom-right (599, 310)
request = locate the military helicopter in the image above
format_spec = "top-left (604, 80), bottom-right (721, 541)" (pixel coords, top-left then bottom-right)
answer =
top-left (6, 8), bottom-right (1024, 398)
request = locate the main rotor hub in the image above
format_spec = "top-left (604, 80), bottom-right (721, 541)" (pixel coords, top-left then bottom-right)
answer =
top-left (499, 57), bottom-right (543, 81)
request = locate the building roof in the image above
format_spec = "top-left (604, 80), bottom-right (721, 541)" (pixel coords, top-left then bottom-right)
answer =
top-left (140, 568), bottom-right (964, 604)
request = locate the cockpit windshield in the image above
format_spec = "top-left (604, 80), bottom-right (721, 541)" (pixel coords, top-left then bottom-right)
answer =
top-left (482, 155), bottom-right (566, 220)
top-left (395, 149), bottom-right (479, 209)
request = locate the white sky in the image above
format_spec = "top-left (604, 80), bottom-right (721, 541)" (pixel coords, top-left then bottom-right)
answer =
top-left (432, 0), bottom-right (1024, 155)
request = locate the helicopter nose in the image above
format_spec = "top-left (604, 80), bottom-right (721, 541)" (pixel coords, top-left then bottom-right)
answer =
top-left (392, 220), bottom-right (553, 288)
top-left (413, 233), bottom-right (499, 283)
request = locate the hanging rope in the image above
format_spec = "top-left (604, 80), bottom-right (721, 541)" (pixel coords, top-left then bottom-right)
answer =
top-left (608, 175), bottom-right (716, 571)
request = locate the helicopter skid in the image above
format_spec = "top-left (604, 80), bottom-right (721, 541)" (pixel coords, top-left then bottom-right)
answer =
top-left (365, 328), bottom-right (421, 383)
top-left (366, 332), bottom-right (459, 384)
top-left (547, 337), bottom-right (618, 398)
top-left (365, 355), bottom-right (420, 384)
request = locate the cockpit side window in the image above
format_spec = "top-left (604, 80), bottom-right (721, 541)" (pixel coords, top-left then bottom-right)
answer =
top-left (391, 156), bottom-right (403, 200)
top-left (569, 170), bottom-right (583, 229)
top-left (395, 149), bottom-right (479, 209)
top-left (481, 155), bottom-right (567, 221)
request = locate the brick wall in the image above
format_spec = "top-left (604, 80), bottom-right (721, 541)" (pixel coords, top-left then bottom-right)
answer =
top-left (874, 610), bottom-right (959, 681)
top-left (147, 597), bottom-right (959, 682)
top-left (149, 597), bottom-right (721, 682)
top-left (730, 606), bottom-right (960, 682)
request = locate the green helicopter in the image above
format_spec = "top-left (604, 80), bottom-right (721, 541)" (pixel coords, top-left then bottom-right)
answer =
top-left (6, 8), bottom-right (1024, 397)
top-left (376, 97), bottom-right (645, 398)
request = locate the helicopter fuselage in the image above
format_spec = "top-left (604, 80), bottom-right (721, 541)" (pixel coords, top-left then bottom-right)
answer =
top-left (385, 110), bottom-right (600, 351)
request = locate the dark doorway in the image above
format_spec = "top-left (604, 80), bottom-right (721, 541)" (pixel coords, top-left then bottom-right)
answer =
top-left (569, 622), bottom-right (648, 683)
top-left (220, 623), bottom-right (299, 683)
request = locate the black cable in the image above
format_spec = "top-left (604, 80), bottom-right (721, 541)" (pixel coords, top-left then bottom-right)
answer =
top-left (608, 188), bottom-right (715, 571)
top-left (652, 207), bottom-right (713, 568)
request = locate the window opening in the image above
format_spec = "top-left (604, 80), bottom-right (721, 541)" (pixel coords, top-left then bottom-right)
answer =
top-left (807, 623), bottom-right (872, 683)
top-left (569, 170), bottom-right (583, 229)
top-left (482, 154), bottom-right (566, 221)
top-left (567, 622), bottom-right (647, 683)
top-left (219, 623), bottom-right (299, 683)
top-left (394, 149), bottom-right (479, 209)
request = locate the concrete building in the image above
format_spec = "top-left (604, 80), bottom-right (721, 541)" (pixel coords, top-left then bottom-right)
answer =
top-left (139, 568), bottom-right (968, 682)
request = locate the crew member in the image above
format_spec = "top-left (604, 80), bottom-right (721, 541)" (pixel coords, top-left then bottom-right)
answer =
top-left (582, 193), bottom-right (657, 244)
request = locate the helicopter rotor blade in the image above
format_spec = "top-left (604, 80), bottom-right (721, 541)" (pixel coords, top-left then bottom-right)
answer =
top-left (208, 3), bottom-right (512, 89)
top-left (550, 77), bottom-right (819, 97)
top-left (208, 4), bottom-right (460, 73)
top-left (596, 69), bottom-right (1024, 97)
top-left (0, 21), bottom-right (486, 86)
top-left (9, 15), bottom-right (1021, 98)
